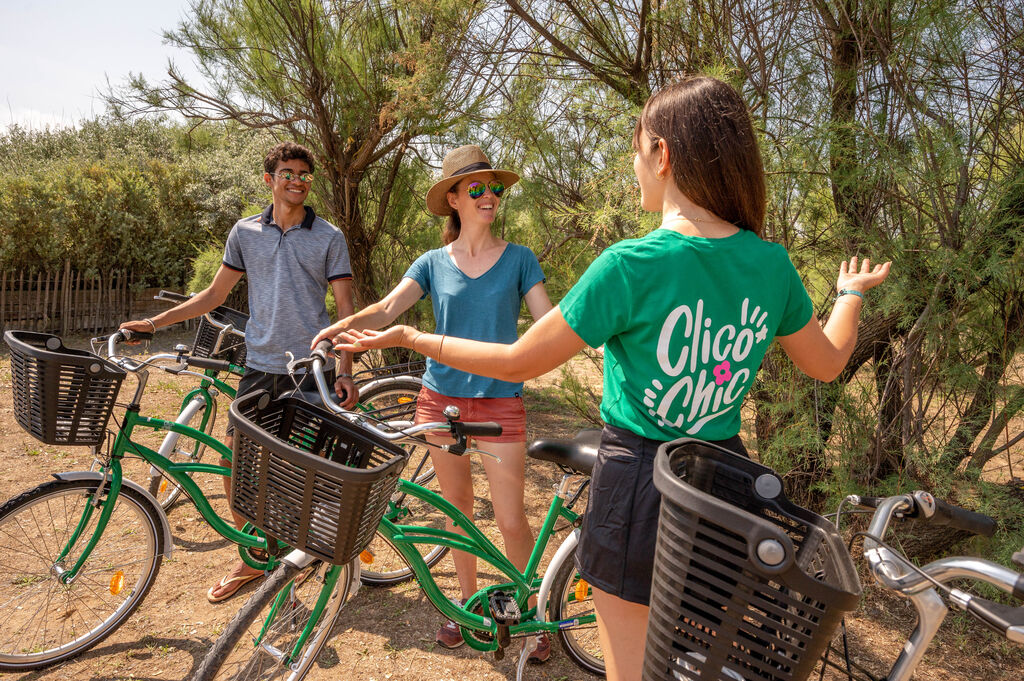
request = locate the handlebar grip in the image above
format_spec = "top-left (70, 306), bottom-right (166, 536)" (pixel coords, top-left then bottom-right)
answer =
top-left (156, 290), bottom-right (190, 303)
top-left (314, 339), bottom-right (335, 356)
top-left (932, 498), bottom-right (997, 537)
top-left (964, 596), bottom-right (1024, 642)
top-left (185, 356), bottom-right (233, 373)
top-left (457, 422), bottom-right (503, 437)
top-left (121, 329), bottom-right (153, 343)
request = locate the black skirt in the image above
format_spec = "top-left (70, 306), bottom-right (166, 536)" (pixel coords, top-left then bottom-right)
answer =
top-left (575, 423), bottom-right (747, 605)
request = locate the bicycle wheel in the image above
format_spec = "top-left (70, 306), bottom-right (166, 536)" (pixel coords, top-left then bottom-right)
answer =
top-left (548, 550), bottom-right (605, 676)
top-left (0, 479), bottom-right (164, 671)
top-left (193, 559), bottom-right (356, 681)
top-left (356, 377), bottom-right (432, 484)
top-left (148, 393), bottom-right (216, 509)
top-left (358, 444), bottom-right (449, 587)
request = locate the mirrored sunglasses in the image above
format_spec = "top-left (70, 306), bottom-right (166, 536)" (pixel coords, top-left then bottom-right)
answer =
top-left (274, 171), bottom-right (314, 183)
top-left (466, 181), bottom-right (505, 199)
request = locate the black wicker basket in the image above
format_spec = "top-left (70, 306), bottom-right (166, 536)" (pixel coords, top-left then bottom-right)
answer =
top-left (4, 331), bottom-right (126, 447)
top-left (191, 305), bottom-right (248, 366)
top-left (644, 439), bottom-right (861, 681)
top-left (228, 391), bottom-right (408, 564)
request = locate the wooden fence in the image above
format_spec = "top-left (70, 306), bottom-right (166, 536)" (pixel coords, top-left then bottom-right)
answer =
top-left (0, 264), bottom-right (179, 335)
top-left (0, 264), bottom-right (248, 336)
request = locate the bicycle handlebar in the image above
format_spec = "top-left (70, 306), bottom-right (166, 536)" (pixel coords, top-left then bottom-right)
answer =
top-left (155, 289), bottom-right (191, 303)
top-left (853, 492), bottom-right (997, 537)
top-left (848, 491), bottom-right (1023, 643)
top-left (287, 343), bottom-right (502, 458)
top-left (931, 497), bottom-right (997, 537)
top-left (153, 290), bottom-right (247, 339)
top-left (183, 355), bottom-right (234, 373)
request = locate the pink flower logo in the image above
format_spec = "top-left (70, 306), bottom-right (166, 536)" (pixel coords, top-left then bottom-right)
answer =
top-left (713, 360), bottom-right (732, 386)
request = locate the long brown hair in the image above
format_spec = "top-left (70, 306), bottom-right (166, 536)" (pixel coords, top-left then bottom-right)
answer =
top-left (442, 208), bottom-right (461, 245)
top-left (633, 76), bottom-right (765, 236)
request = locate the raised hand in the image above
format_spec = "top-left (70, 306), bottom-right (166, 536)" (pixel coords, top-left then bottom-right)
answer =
top-left (836, 257), bottom-right (892, 294)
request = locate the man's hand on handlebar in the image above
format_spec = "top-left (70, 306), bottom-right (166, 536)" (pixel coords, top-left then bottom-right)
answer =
top-left (118, 320), bottom-right (157, 345)
top-left (335, 374), bottom-right (359, 409)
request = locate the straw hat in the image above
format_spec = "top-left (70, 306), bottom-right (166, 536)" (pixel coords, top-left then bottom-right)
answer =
top-left (426, 145), bottom-right (520, 216)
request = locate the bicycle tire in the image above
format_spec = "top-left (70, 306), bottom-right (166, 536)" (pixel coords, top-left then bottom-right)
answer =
top-left (548, 549), bottom-right (605, 676)
top-left (357, 377), bottom-right (431, 482)
top-left (192, 559), bottom-right (356, 681)
top-left (0, 479), bottom-right (164, 671)
top-left (148, 393), bottom-right (216, 509)
top-left (356, 376), bottom-right (448, 586)
top-left (358, 448), bottom-right (449, 586)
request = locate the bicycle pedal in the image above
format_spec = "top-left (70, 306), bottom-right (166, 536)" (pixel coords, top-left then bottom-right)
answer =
top-left (488, 590), bottom-right (522, 625)
top-left (1013, 548), bottom-right (1023, 569)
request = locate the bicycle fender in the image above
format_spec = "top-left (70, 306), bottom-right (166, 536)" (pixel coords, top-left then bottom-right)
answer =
top-left (51, 471), bottom-right (174, 557)
top-left (536, 528), bottom-right (580, 622)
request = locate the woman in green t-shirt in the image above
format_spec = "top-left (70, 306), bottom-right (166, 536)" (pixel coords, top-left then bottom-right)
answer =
top-left (334, 76), bottom-right (891, 681)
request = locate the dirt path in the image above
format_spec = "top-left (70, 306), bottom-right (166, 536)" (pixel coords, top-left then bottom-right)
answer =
top-left (0, 332), bottom-right (1021, 681)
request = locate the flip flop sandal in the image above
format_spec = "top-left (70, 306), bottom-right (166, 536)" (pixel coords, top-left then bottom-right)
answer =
top-left (207, 571), bottom-right (263, 603)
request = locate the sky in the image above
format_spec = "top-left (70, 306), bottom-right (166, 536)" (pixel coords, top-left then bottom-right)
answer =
top-left (1, 1), bottom-right (202, 129)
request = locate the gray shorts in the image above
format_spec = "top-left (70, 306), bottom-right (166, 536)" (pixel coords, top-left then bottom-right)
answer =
top-left (575, 424), bottom-right (747, 605)
top-left (223, 367), bottom-right (334, 439)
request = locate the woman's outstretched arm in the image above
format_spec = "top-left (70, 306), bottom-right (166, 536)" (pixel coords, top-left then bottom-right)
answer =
top-left (777, 257), bottom-right (891, 381)
top-left (311, 277), bottom-right (423, 350)
top-left (336, 305), bottom-right (587, 383)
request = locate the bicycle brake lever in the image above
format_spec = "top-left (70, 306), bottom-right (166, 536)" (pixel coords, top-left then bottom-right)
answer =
top-left (465, 447), bottom-right (502, 463)
top-left (284, 351), bottom-right (316, 376)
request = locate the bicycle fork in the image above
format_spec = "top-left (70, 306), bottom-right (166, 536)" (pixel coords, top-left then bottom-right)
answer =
top-left (252, 551), bottom-right (360, 671)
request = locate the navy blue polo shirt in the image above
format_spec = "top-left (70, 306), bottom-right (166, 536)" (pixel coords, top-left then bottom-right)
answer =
top-left (222, 205), bottom-right (351, 373)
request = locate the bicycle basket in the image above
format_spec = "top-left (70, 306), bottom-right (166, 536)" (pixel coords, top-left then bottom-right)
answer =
top-left (192, 304), bottom-right (248, 365)
top-left (4, 330), bottom-right (126, 447)
top-left (228, 391), bottom-right (408, 565)
top-left (644, 439), bottom-right (861, 681)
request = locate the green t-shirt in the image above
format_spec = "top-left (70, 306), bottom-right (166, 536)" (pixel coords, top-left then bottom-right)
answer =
top-left (560, 228), bottom-right (813, 441)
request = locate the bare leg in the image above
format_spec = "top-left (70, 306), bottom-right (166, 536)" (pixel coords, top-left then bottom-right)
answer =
top-left (592, 586), bottom-right (649, 681)
top-left (209, 434), bottom-right (262, 602)
top-left (479, 441), bottom-right (535, 583)
top-left (427, 434), bottom-right (481, 600)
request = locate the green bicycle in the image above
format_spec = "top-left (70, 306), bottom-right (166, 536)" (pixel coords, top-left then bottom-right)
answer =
top-left (0, 328), bottom-right (302, 671)
top-left (0, 324), bottom-right (437, 674)
top-left (192, 342), bottom-right (604, 681)
top-left (132, 290), bottom-right (248, 509)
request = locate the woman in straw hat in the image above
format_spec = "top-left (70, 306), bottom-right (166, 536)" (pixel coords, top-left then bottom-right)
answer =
top-left (331, 76), bottom-right (891, 681)
top-left (312, 144), bottom-right (554, 659)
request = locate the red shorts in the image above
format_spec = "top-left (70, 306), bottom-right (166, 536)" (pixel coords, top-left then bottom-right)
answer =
top-left (414, 386), bottom-right (526, 443)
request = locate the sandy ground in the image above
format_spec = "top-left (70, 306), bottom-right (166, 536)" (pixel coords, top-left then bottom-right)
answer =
top-left (0, 330), bottom-right (1021, 681)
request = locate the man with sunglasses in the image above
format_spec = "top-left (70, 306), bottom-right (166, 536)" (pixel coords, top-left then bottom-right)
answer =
top-left (120, 141), bottom-right (358, 602)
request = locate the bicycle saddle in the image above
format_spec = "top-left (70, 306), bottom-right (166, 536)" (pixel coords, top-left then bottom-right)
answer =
top-left (527, 429), bottom-right (600, 476)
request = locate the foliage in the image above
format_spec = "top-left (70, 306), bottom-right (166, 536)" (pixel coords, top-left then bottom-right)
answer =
top-left (110, 0), bottom-right (495, 306)
top-left (5, 0), bottom-right (1023, 559)
top-left (0, 119), bottom-right (270, 287)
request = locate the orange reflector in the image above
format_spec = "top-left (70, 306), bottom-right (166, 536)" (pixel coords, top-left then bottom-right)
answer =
top-left (575, 578), bottom-right (589, 602)
top-left (398, 396), bottom-right (414, 404)
top-left (110, 570), bottom-right (125, 595)
top-left (159, 479), bottom-right (168, 494)
top-left (359, 550), bottom-right (374, 564)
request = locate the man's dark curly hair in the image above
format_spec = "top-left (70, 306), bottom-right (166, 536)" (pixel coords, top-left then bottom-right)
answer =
top-left (263, 141), bottom-right (315, 175)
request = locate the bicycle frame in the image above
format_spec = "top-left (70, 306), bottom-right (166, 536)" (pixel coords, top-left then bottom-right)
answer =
top-left (54, 407), bottom-right (269, 584)
top-left (261, 472), bottom-right (588, 667)
top-left (380, 474), bottom-right (587, 649)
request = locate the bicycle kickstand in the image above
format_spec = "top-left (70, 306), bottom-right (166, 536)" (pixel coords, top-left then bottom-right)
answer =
top-left (515, 635), bottom-right (538, 681)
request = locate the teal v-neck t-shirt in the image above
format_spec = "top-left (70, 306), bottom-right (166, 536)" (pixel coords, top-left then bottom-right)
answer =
top-left (404, 243), bottom-right (545, 398)
top-left (560, 228), bottom-right (813, 442)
